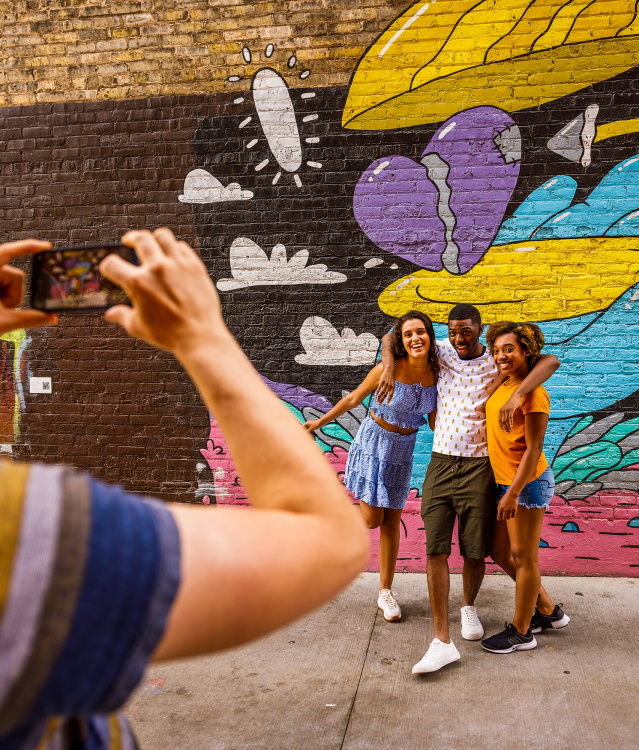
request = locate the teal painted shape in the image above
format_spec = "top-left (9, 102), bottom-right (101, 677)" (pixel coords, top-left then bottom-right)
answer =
top-left (604, 209), bottom-right (639, 236)
top-left (533, 154), bottom-right (639, 239)
top-left (322, 421), bottom-right (354, 444)
top-left (601, 416), bottom-right (639, 444)
top-left (494, 176), bottom-right (577, 244)
top-left (566, 416), bottom-right (593, 438)
top-left (628, 517), bottom-right (639, 527)
top-left (541, 285), bottom-right (639, 417)
top-left (562, 522), bottom-right (580, 532)
top-left (539, 538), bottom-right (549, 547)
top-left (553, 442), bottom-right (621, 483)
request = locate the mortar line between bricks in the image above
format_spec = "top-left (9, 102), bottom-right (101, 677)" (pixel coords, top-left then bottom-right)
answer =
top-left (339, 607), bottom-right (378, 750)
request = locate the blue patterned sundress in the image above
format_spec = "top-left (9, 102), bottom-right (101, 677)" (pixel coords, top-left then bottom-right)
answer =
top-left (344, 381), bottom-right (437, 509)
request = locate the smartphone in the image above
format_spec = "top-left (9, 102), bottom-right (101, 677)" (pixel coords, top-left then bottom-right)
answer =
top-left (31, 244), bottom-right (138, 312)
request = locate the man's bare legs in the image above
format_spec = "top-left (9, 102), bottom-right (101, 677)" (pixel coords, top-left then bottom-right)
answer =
top-left (427, 553), bottom-right (451, 641)
top-left (491, 518), bottom-right (555, 615)
top-left (461, 557), bottom-right (485, 608)
top-left (428, 553), bottom-right (485, 643)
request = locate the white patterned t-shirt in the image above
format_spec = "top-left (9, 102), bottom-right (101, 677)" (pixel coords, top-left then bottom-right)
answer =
top-left (433, 339), bottom-right (501, 458)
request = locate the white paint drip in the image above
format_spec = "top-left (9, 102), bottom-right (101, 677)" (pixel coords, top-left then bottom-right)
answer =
top-left (301, 92), bottom-right (315, 99)
top-left (255, 158), bottom-right (269, 171)
top-left (515, 245), bottom-right (536, 253)
top-left (228, 75), bottom-right (241, 82)
top-left (622, 156), bottom-right (639, 169)
top-left (247, 139), bottom-right (258, 149)
top-left (438, 122), bottom-right (456, 139)
top-left (545, 179), bottom-right (558, 189)
top-left (373, 160), bottom-right (390, 175)
top-left (364, 258), bottom-right (384, 268)
top-left (632, 291), bottom-right (639, 302)
top-left (265, 43), bottom-right (274, 58)
top-left (242, 46), bottom-right (251, 63)
top-left (294, 174), bottom-right (302, 187)
top-left (305, 137), bottom-right (319, 143)
top-left (300, 69), bottom-right (311, 79)
top-left (272, 171), bottom-right (281, 185)
top-left (233, 97), bottom-right (245, 104)
top-left (307, 161), bottom-right (322, 168)
top-left (396, 277), bottom-right (414, 291)
top-left (239, 116), bottom-right (252, 128)
top-left (378, 1), bottom-right (432, 58)
top-left (303, 114), bottom-right (318, 122)
top-left (553, 211), bottom-right (571, 223)
top-left (288, 55), bottom-right (297, 68)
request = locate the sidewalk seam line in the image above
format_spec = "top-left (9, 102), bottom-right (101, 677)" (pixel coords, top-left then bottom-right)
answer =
top-left (339, 608), bottom-right (377, 750)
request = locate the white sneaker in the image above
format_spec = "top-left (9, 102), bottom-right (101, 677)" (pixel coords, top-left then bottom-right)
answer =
top-left (377, 589), bottom-right (401, 621)
top-left (460, 605), bottom-right (484, 640)
top-left (412, 639), bottom-right (461, 674)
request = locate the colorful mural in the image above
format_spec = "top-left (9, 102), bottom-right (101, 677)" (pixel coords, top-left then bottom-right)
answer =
top-left (184, 3), bottom-right (639, 575)
top-left (0, 329), bottom-right (26, 453)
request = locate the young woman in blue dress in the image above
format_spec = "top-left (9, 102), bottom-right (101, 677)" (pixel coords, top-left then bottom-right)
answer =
top-left (304, 311), bottom-right (438, 622)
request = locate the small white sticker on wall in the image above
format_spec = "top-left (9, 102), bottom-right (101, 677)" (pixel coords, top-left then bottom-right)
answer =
top-left (30, 377), bottom-right (52, 394)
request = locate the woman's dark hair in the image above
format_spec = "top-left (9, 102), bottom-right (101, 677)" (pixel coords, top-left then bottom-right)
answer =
top-left (485, 321), bottom-right (545, 367)
top-left (390, 310), bottom-right (440, 379)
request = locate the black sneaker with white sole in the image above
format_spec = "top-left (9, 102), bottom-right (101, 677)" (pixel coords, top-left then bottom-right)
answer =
top-left (481, 623), bottom-right (537, 654)
top-left (530, 604), bottom-right (570, 633)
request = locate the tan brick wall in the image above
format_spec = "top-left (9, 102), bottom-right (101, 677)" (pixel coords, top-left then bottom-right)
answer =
top-left (0, 0), bottom-right (412, 107)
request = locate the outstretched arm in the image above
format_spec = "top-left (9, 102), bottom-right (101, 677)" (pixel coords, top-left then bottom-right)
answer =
top-left (99, 229), bottom-right (369, 660)
top-left (375, 331), bottom-right (396, 404)
top-left (499, 353), bottom-right (559, 433)
top-left (303, 364), bottom-right (382, 433)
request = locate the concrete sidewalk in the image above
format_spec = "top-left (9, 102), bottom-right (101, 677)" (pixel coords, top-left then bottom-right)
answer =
top-left (126, 573), bottom-right (638, 750)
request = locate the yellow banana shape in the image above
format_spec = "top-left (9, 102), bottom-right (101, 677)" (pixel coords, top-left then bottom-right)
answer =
top-left (378, 237), bottom-right (639, 323)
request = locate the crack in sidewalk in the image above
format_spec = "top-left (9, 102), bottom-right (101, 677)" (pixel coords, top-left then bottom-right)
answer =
top-left (339, 608), bottom-right (378, 749)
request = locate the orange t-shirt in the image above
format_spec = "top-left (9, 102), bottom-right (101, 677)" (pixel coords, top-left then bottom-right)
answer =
top-left (485, 381), bottom-right (550, 485)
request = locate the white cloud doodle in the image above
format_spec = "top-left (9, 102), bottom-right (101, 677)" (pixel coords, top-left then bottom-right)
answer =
top-left (295, 316), bottom-right (379, 366)
top-left (216, 238), bottom-right (347, 291)
top-left (178, 169), bottom-right (253, 203)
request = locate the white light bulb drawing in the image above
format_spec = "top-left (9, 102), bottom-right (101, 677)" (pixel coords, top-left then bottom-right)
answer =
top-left (227, 44), bottom-right (320, 188)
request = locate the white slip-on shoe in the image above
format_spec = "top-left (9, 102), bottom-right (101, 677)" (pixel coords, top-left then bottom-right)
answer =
top-left (460, 605), bottom-right (484, 640)
top-left (412, 639), bottom-right (461, 674)
top-left (377, 589), bottom-right (401, 621)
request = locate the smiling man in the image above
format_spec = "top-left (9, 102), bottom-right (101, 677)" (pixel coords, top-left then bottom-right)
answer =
top-left (379, 303), bottom-right (560, 674)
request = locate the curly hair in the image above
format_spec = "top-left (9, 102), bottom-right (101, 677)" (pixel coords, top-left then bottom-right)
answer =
top-left (485, 321), bottom-right (545, 366)
top-left (390, 310), bottom-right (440, 379)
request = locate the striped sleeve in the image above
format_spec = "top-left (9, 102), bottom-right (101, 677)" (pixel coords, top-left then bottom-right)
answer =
top-left (0, 460), bottom-right (181, 750)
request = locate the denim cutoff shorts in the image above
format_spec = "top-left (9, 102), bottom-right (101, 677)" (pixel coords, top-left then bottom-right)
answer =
top-left (495, 466), bottom-right (555, 510)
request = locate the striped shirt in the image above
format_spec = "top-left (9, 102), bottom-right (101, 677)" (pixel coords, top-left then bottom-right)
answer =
top-left (0, 460), bottom-right (181, 750)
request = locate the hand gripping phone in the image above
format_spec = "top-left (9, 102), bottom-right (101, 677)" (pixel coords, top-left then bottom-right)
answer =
top-left (31, 244), bottom-right (138, 312)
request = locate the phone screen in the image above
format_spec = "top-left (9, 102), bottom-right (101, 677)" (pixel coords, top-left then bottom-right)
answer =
top-left (31, 244), bottom-right (137, 312)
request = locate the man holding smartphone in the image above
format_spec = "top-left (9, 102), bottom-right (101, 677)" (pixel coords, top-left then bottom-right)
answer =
top-left (0, 232), bottom-right (369, 750)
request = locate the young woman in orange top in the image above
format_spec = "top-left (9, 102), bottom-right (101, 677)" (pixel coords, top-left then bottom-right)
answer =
top-left (481, 322), bottom-right (569, 654)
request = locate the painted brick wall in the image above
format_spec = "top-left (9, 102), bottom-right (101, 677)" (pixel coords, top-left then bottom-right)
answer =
top-left (1, 0), bottom-right (638, 572)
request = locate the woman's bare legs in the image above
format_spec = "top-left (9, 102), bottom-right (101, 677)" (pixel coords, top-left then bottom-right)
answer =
top-left (359, 502), bottom-right (403, 591)
top-left (491, 518), bottom-right (555, 616)
top-left (506, 508), bottom-right (546, 634)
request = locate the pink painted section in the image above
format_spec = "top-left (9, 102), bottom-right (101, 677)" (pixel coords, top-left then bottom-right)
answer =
top-left (201, 417), bottom-right (639, 576)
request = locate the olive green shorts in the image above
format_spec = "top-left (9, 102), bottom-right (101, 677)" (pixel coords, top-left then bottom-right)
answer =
top-left (421, 452), bottom-right (496, 560)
